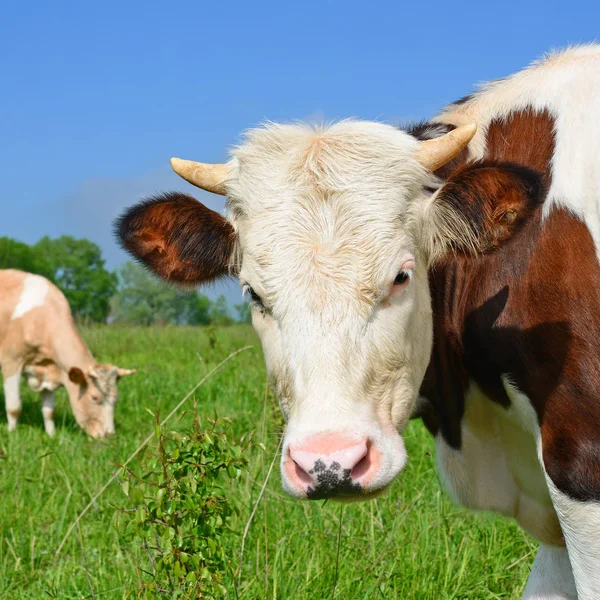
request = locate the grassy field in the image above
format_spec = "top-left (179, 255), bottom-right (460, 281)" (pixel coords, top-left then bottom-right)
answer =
top-left (0, 325), bottom-right (535, 599)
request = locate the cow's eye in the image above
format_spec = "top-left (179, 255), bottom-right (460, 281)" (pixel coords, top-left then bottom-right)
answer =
top-left (244, 285), bottom-right (264, 307)
top-left (393, 271), bottom-right (411, 286)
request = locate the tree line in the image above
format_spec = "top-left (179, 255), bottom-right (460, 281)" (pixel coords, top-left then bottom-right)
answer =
top-left (0, 236), bottom-right (251, 325)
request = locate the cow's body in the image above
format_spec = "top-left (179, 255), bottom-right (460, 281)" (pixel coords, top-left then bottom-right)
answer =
top-left (412, 46), bottom-right (600, 598)
top-left (0, 269), bottom-right (134, 437)
top-left (118, 45), bottom-right (600, 598)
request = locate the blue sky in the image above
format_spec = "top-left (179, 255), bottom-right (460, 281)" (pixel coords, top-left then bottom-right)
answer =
top-left (1, 0), bottom-right (598, 303)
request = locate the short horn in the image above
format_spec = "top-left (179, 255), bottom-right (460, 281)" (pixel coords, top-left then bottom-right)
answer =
top-left (116, 368), bottom-right (136, 378)
top-left (415, 123), bottom-right (477, 171)
top-left (170, 158), bottom-right (229, 195)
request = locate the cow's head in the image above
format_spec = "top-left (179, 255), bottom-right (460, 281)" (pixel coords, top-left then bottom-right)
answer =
top-left (117, 121), bottom-right (540, 499)
top-left (67, 364), bottom-right (136, 437)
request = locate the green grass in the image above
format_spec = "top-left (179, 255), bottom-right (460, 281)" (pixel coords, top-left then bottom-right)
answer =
top-left (0, 325), bottom-right (535, 599)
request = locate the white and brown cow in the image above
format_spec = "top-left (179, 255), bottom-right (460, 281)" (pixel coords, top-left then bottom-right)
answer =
top-left (0, 269), bottom-right (135, 437)
top-left (117, 45), bottom-right (600, 598)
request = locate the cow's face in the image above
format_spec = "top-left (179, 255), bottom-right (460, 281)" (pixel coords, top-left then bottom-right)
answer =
top-left (229, 123), bottom-right (438, 499)
top-left (68, 365), bottom-right (136, 437)
top-left (117, 120), bottom-right (540, 499)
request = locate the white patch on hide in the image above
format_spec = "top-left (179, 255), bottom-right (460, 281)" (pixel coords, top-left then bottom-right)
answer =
top-left (523, 544), bottom-right (576, 599)
top-left (544, 477), bottom-right (600, 600)
top-left (11, 274), bottom-right (49, 320)
top-left (435, 378), bottom-right (562, 546)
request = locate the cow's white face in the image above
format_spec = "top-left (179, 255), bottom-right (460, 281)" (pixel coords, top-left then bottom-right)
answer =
top-left (120, 118), bottom-right (536, 500)
top-left (226, 122), bottom-right (438, 498)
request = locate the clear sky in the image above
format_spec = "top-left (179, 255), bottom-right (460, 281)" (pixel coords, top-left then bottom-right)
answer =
top-left (1, 0), bottom-right (598, 303)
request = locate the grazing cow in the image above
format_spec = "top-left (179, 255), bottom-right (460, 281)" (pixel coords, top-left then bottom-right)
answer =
top-left (0, 269), bottom-right (135, 437)
top-left (117, 45), bottom-right (600, 598)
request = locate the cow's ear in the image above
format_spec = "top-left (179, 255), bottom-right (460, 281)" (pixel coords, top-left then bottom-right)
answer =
top-left (115, 192), bottom-right (236, 284)
top-left (425, 161), bottom-right (543, 261)
top-left (68, 367), bottom-right (87, 386)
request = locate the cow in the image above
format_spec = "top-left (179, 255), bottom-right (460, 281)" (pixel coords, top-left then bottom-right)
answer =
top-left (116, 45), bottom-right (600, 598)
top-left (0, 269), bottom-right (135, 437)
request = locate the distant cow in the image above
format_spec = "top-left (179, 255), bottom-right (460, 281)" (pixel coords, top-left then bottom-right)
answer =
top-left (0, 269), bottom-right (135, 437)
top-left (118, 46), bottom-right (600, 598)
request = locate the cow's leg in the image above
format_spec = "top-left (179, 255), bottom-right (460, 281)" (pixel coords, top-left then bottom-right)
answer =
top-left (543, 480), bottom-right (600, 600)
top-left (523, 544), bottom-right (576, 599)
top-left (2, 364), bottom-right (23, 431)
top-left (41, 390), bottom-right (55, 437)
top-left (541, 415), bottom-right (600, 600)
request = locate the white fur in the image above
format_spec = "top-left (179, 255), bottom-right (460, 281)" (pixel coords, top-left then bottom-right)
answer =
top-left (41, 390), bottom-right (55, 437)
top-left (436, 44), bottom-right (600, 257)
top-left (3, 371), bottom-right (22, 431)
top-left (523, 544), bottom-right (577, 599)
top-left (11, 274), bottom-right (49, 320)
top-left (436, 379), bottom-right (596, 597)
top-left (436, 379), bottom-right (562, 546)
top-left (545, 477), bottom-right (600, 599)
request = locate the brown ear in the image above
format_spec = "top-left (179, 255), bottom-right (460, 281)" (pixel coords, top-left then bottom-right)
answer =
top-left (68, 367), bottom-right (87, 386)
top-left (429, 161), bottom-right (543, 257)
top-left (115, 192), bottom-right (236, 284)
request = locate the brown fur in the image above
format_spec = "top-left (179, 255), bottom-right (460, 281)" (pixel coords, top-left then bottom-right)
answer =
top-left (433, 161), bottom-right (543, 255)
top-left (420, 108), bottom-right (600, 501)
top-left (115, 192), bottom-right (236, 284)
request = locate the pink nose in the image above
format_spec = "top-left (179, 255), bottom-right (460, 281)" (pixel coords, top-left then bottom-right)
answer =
top-left (286, 434), bottom-right (380, 498)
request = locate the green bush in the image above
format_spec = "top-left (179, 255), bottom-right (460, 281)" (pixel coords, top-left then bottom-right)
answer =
top-left (118, 411), bottom-right (250, 598)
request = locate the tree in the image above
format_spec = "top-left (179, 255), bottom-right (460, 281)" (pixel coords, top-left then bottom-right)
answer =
top-left (209, 294), bottom-right (234, 326)
top-left (111, 261), bottom-right (176, 325)
top-left (0, 237), bottom-right (54, 280)
top-left (34, 236), bottom-right (117, 323)
top-left (180, 293), bottom-right (213, 325)
top-left (234, 301), bottom-right (252, 323)
top-left (111, 262), bottom-right (214, 326)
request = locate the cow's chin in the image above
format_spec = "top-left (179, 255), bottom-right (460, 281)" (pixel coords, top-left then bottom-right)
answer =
top-left (281, 473), bottom-right (397, 503)
top-left (332, 485), bottom-right (391, 503)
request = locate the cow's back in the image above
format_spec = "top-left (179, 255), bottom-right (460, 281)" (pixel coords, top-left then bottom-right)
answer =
top-left (0, 270), bottom-right (26, 343)
top-left (0, 270), bottom-right (71, 369)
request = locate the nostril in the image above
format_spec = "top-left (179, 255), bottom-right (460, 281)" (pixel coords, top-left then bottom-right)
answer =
top-left (351, 454), bottom-right (370, 479)
top-left (293, 461), bottom-right (313, 484)
top-left (288, 446), bottom-right (316, 485)
top-left (350, 441), bottom-right (371, 479)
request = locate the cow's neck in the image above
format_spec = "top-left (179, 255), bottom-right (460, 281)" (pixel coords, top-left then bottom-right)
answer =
top-left (416, 107), bottom-right (558, 447)
top-left (421, 207), bottom-right (543, 445)
top-left (421, 201), bottom-right (600, 449)
top-left (50, 318), bottom-right (96, 382)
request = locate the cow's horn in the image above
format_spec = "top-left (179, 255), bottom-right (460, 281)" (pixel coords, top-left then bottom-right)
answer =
top-left (170, 158), bottom-right (229, 195)
top-left (415, 123), bottom-right (477, 171)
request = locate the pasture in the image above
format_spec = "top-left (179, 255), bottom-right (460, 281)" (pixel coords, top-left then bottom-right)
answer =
top-left (0, 325), bottom-right (533, 598)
